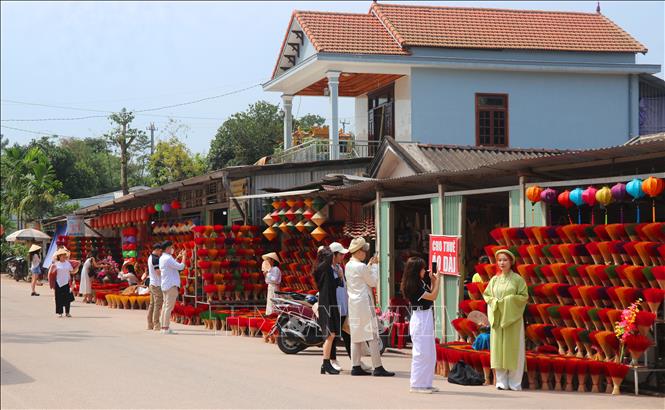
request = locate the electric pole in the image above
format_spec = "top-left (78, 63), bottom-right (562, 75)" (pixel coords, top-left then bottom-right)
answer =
top-left (147, 123), bottom-right (156, 155)
top-left (340, 119), bottom-right (349, 133)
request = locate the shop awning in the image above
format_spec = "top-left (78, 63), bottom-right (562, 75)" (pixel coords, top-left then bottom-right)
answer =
top-left (232, 189), bottom-right (318, 201)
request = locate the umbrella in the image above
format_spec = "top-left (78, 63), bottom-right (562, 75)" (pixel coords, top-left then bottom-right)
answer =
top-left (5, 228), bottom-right (51, 242)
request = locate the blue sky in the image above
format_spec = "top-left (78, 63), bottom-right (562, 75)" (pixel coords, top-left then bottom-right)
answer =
top-left (1, 1), bottom-right (663, 153)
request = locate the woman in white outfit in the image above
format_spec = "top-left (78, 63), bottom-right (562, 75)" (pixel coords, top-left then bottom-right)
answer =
top-left (262, 252), bottom-right (281, 316)
top-left (80, 252), bottom-right (105, 303)
top-left (400, 257), bottom-right (440, 394)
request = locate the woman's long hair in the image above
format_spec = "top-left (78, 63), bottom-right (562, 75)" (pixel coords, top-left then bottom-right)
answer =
top-left (400, 257), bottom-right (426, 300)
top-left (313, 246), bottom-right (333, 288)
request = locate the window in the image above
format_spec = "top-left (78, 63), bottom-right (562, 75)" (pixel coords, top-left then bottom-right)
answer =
top-left (476, 94), bottom-right (509, 147)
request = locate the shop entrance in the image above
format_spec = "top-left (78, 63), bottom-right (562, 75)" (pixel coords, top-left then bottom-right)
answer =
top-left (391, 199), bottom-right (432, 298)
top-left (462, 192), bottom-right (510, 282)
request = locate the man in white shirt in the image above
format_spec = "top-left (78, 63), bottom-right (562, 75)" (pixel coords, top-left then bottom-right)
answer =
top-left (144, 242), bottom-right (163, 331)
top-left (159, 241), bottom-right (186, 334)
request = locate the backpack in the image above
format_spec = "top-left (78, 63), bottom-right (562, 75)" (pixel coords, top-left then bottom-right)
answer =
top-left (447, 360), bottom-right (485, 386)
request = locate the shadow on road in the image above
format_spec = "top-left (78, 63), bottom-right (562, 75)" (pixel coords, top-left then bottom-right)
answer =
top-left (1, 358), bottom-right (35, 385)
top-left (1, 330), bottom-right (113, 344)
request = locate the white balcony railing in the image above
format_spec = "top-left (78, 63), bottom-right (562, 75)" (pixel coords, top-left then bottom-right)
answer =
top-left (271, 139), bottom-right (381, 164)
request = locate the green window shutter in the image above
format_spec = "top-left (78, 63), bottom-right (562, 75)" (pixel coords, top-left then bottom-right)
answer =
top-left (379, 201), bottom-right (392, 310)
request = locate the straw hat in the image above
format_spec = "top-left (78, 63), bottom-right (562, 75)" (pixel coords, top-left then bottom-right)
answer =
top-left (54, 248), bottom-right (70, 259)
top-left (28, 244), bottom-right (41, 253)
top-left (494, 249), bottom-right (516, 262)
top-left (348, 237), bottom-right (370, 254)
top-left (261, 252), bottom-right (280, 263)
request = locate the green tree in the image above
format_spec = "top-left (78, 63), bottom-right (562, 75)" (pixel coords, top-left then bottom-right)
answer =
top-left (104, 108), bottom-right (149, 195)
top-left (208, 101), bottom-right (283, 169)
top-left (148, 136), bottom-right (207, 186)
top-left (294, 114), bottom-right (325, 132)
top-left (18, 147), bottom-right (64, 221)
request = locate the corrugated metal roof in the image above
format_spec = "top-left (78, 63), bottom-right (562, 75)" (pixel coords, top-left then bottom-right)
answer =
top-left (400, 143), bottom-right (565, 173)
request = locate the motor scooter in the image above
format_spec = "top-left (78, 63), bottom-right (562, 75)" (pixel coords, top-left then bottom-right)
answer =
top-left (4, 256), bottom-right (28, 282)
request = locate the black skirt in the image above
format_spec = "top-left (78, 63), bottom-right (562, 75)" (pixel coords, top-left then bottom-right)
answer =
top-left (318, 304), bottom-right (341, 337)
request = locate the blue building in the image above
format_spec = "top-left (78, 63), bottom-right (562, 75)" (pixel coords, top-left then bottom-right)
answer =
top-left (264, 2), bottom-right (663, 155)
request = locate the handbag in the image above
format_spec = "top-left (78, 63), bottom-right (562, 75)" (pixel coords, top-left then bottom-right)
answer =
top-left (447, 360), bottom-right (485, 386)
top-left (68, 288), bottom-right (76, 303)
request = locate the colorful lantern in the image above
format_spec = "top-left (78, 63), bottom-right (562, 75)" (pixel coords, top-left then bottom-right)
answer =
top-left (558, 190), bottom-right (574, 209)
top-left (304, 221), bottom-right (316, 232)
top-left (311, 212), bottom-right (327, 226)
top-left (272, 200), bottom-right (280, 210)
top-left (303, 209), bottom-right (314, 220)
top-left (570, 188), bottom-right (584, 207)
top-left (154, 203), bottom-right (163, 212)
top-left (596, 187), bottom-right (613, 207)
top-left (262, 213), bottom-right (273, 226)
top-left (526, 185), bottom-right (543, 204)
top-left (626, 179), bottom-right (645, 199)
top-left (146, 205), bottom-right (156, 215)
top-left (285, 208), bottom-right (296, 221)
top-left (312, 198), bottom-right (325, 211)
top-left (296, 221), bottom-right (307, 233)
top-left (304, 198), bottom-right (314, 209)
top-left (263, 227), bottom-right (278, 241)
top-left (162, 203), bottom-right (171, 213)
top-left (540, 188), bottom-right (557, 204)
top-left (642, 176), bottom-right (664, 223)
top-left (582, 186), bottom-right (598, 207)
top-left (611, 183), bottom-right (626, 201)
top-left (171, 200), bottom-right (181, 210)
top-left (311, 226), bottom-right (328, 242)
top-left (279, 222), bottom-right (289, 234)
top-left (286, 199), bottom-right (296, 208)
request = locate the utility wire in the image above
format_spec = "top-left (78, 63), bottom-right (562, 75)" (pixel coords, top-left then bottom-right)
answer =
top-left (1, 124), bottom-right (83, 138)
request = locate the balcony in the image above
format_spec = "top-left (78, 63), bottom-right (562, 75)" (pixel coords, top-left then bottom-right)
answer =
top-left (270, 139), bottom-right (381, 164)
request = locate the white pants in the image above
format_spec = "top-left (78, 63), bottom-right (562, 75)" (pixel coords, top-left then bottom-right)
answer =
top-left (266, 284), bottom-right (279, 316)
top-left (351, 336), bottom-right (382, 369)
top-left (410, 308), bottom-right (436, 388)
top-left (495, 325), bottom-right (525, 391)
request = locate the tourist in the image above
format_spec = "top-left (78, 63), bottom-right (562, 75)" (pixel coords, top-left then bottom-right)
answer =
top-left (345, 237), bottom-right (394, 377)
top-left (118, 262), bottom-right (139, 285)
top-left (48, 248), bottom-right (79, 318)
top-left (262, 252), bottom-right (281, 316)
top-left (328, 241), bottom-right (351, 371)
top-left (159, 241), bottom-right (186, 334)
top-left (79, 251), bottom-right (105, 304)
top-left (313, 246), bottom-right (340, 375)
top-left (400, 257), bottom-right (440, 394)
top-left (482, 249), bottom-right (528, 391)
top-left (145, 242), bottom-right (163, 331)
top-left (28, 244), bottom-right (42, 296)
top-left (471, 256), bottom-right (490, 283)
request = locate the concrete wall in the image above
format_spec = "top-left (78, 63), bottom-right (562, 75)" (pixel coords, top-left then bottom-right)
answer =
top-left (354, 95), bottom-right (368, 141)
top-left (394, 75), bottom-right (412, 142)
top-left (410, 67), bottom-right (632, 149)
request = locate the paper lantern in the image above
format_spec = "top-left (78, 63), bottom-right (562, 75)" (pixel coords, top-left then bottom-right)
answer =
top-left (558, 190), bottom-right (574, 209)
top-left (642, 176), bottom-right (664, 198)
top-left (286, 199), bottom-right (296, 208)
top-left (272, 200), bottom-right (280, 210)
top-left (541, 188), bottom-right (557, 204)
top-left (311, 226), bottom-right (328, 242)
top-left (304, 221), bottom-right (316, 232)
top-left (582, 186), bottom-right (598, 207)
top-left (570, 188), bottom-right (585, 207)
top-left (285, 208), bottom-right (296, 221)
top-left (303, 209), bottom-right (314, 220)
top-left (526, 185), bottom-right (543, 204)
top-left (611, 183), bottom-right (627, 201)
top-left (296, 221), bottom-right (307, 233)
top-left (596, 186), bottom-right (613, 207)
top-left (626, 179), bottom-right (644, 199)
top-left (162, 203), bottom-right (171, 213)
top-left (146, 205), bottom-right (156, 215)
top-left (294, 208), bottom-right (304, 221)
top-left (304, 198), bottom-right (314, 209)
top-left (171, 200), bottom-right (181, 210)
top-left (278, 209), bottom-right (286, 221)
top-left (286, 221), bottom-right (296, 231)
top-left (154, 203), bottom-right (163, 212)
top-left (279, 222), bottom-right (289, 233)
top-left (311, 212), bottom-right (327, 226)
top-left (262, 213), bottom-right (273, 226)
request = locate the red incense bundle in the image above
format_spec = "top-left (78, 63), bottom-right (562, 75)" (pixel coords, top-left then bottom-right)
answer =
top-left (635, 311), bottom-right (656, 337)
top-left (479, 351), bottom-right (491, 385)
top-left (537, 356), bottom-right (552, 390)
top-left (588, 360), bottom-right (604, 393)
top-left (606, 362), bottom-right (629, 395)
top-left (552, 358), bottom-right (566, 391)
top-left (564, 359), bottom-right (578, 392)
top-left (526, 356), bottom-right (538, 389)
top-left (576, 360), bottom-right (589, 392)
top-left (643, 288), bottom-right (664, 314)
top-left (624, 334), bottom-right (653, 365)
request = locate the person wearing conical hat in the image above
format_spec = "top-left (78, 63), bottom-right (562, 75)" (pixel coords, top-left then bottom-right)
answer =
top-left (482, 249), bottom-right (528, 391)
top-left (262, 252), bottom-right (281, 316)
top-left (28, 244), bottom-right (42, 296)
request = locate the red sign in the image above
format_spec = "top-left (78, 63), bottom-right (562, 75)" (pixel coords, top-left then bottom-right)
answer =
top-left (429, 235), bottom-right (460, 276)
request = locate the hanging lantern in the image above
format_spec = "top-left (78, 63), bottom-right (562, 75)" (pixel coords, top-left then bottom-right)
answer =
top-left (171, 200), bottom-right (182, 210)
top-left (278, 209), bottom-right (287, 221)
top-left (570, 188), bottom-right (584, 207)
top-left (262, 227), bottom-right (278, 241)
top-left (140, 208), bottom-right (148, 222)
top-left (311, 212), bottom-right (327, 226)
top-left (296, 199), bottom-right (305, 208)
top-left (162, 203), bottom-right (171, 213)
top-left (540, 188), bottom-right (557, 204)
top-left (272, 199), bottom-right (281, 210)
top-left (154, 203), bottom-right (163, 213)
top-left (582, 186), bottom-right (598, 207)
top-left (526, 185), bottom-right (543, 204)
top-left (311, 226), bottom-right (328, 242)
top-left (611, 183), bottom-right (627, 202)
top-left (304, 198), bottom-right (314, 209)
top-left (296, 221), bottom-right (307, 233)
top-left (305, 221), bottom-right (316, 232)
top-left (596, 186), bottom-right (613, 207)
top-left (286, 199), bottom-right (296, 208)
top-left (626, 179), bottom-right (645, 200)
top-left (303, 209), bottom-right (314, 220)
top-left (146, 205), bottom-right (156, 215)
top-left (642, 176), bottom-right (664, 223)
top-left (270, 210), bottom-right (281, 223)
top-left (558, 190), bottom-right (574, 209)
top-left (279, 200), bottom-right (287, 209)
top-left (286, 221), bottom-right (296, 231)
top-left (285, 208), bottom-right (296, 221)
top-left (294, 208), bottom-right (304, 221)
top-left (263, 213), bottom-right (274, 226)
top-left (279, 222), bottom-right (289, 234)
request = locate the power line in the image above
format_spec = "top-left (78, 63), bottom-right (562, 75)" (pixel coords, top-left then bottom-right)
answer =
top-left (1, 125), bottom-right (83, 139)
top-left (1, 82), bottom-right (262, 122)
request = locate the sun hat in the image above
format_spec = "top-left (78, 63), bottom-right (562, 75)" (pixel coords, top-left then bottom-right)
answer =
top-left (28, 244), bottom-right (41, 253)
top-left (261, 252), bottom-right (280, 263)
top-left (494, 249), bottom-right (516, 262)
top-left (329, 242), bottom-right (349, 254)
top-left (348, 237), bottom-right (370, 254)
top-left (54, 248), bottom-right (70, 259)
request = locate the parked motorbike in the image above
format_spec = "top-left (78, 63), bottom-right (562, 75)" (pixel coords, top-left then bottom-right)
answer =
top-left (269, 291), bottom-right (388, 355)
top-left (4, 256), bottom-right (29, 282)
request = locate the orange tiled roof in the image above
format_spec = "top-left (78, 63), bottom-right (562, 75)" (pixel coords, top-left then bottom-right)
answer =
top-left (293, 11), bottom-right (407, 55)
top-left (371, 3), bottom-right (647, 53)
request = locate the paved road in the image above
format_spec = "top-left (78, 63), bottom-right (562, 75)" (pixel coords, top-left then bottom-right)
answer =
top-left (1, 277), bottom-right (663, 409)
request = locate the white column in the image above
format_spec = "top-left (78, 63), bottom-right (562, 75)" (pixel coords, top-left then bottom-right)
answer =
top-left (282, 94), bottom-right (294, 149)
top-left (327, 71), bottom-right (341, 160)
